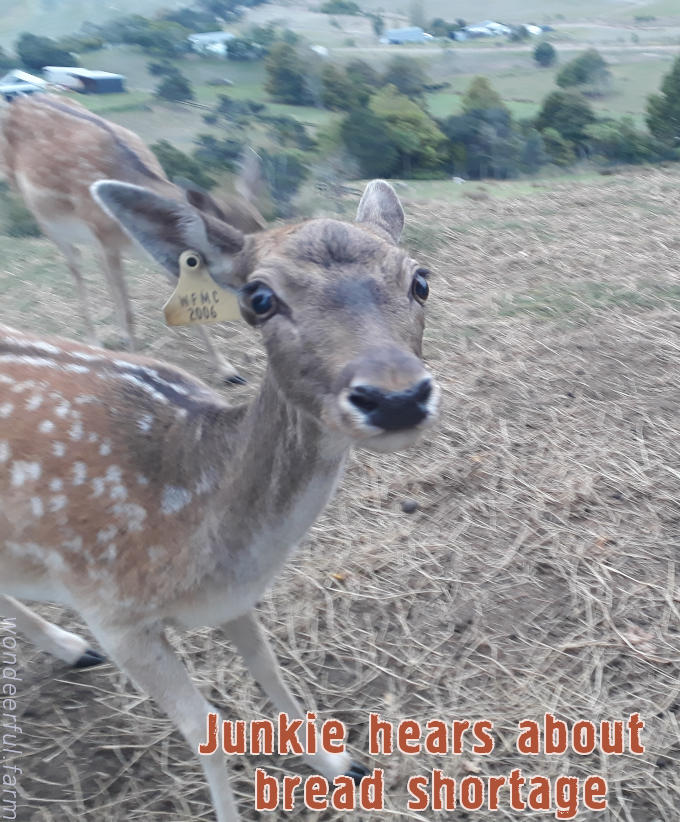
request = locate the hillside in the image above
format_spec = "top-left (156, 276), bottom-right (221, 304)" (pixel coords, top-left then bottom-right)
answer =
top-left (4, 166), bottom-right (679, 820)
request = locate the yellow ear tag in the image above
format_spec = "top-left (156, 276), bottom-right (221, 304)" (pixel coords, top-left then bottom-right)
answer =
top-left (163, 250), bottom-right (241, 327)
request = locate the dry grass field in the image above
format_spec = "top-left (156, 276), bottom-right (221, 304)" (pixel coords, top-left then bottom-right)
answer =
top-left (3, 166), bottom-right (680, 820)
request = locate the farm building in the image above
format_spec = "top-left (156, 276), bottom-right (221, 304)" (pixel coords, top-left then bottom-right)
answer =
top-left (42, 67), bottom-right (126, 93)
top-left (465, 20), bottom-right (512, 37)
top-left (382, 27), bottom-right (433, 44)
top-left (0, 69), bottom-right (45, 100)
top-left (188, 31), bottom-right (235, 56)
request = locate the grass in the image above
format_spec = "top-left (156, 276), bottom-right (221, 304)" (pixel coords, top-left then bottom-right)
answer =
top-left (5, 163), bottom-right (680, 822)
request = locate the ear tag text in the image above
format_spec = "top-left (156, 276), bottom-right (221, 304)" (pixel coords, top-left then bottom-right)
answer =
top-left (163, 250), bottom-right (241, 327)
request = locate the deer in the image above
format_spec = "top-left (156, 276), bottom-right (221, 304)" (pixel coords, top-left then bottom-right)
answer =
top-left (0, 177), bottom-right (438, 821)
top-left (0, 92), bottom-right (265, 385)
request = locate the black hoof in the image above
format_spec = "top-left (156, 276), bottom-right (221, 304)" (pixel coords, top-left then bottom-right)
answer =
top-left (346, 761), bottom-right (371, 785)
top-left (74, 649), bottom-right (107, 669)
top-left (225, 374), bottom-right (247, 386)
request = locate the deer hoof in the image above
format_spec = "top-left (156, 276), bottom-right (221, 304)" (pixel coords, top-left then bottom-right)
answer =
top-left (345, 761), bottom-right (371, 785)
top-left (225, 374), bottom-right (247, 386)
top-left (74, 649), bottom-right (107, 669)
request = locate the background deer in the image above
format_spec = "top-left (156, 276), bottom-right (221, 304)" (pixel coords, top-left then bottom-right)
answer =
top-left (0, 179), bottom-right (438, 821)
top-left (0, 93), bottom-right (265, 384)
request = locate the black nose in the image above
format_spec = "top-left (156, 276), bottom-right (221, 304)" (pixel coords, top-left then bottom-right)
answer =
top-left (347, 378), bottom-right (433, 432)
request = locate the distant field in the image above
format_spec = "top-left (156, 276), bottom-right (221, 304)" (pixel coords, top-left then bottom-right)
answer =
top-left (0, 0), bottom-right (182, 47)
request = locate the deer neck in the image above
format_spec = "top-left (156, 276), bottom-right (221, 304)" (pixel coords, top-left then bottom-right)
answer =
top-left (181, 369), bottom-right (349, 608)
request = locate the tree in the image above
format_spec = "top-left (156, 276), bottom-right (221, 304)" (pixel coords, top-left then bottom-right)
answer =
top-left (409, 0), bottom-right (426, 28)
top-left (383, 56), bottom-right (429, 99)
top-left (556, 49), bottom-right (610, 94)
top-left (534, 41), bottom-right (556, 68)
top-left (541, 128), bottom-right (574, 166)
top-left (260, 150), bottom-right (309, 215)
top-left (16, 32), bottom-right (77, 70)
top-left (369, 14), bottom-right (385, 38)
top-left (321, 64), bottom-right (359, 110)
top-left (155, 69), bottom-right (194, 102)
top-left (151, 140), bottom-right (216, 189)
top-left (346, 58), bottom-right (380, 89)
top-left (462, 76), bottom-right (507, 114)
top-left (320, 0), bottom-right (361, 13)
top-left (340, 108), bottom-right (400, 177)
top-left (264, 43), bottom-right (313, 105)
top-left (369, 85), bottom-right (447, 174)
top-left (535, 90), bottom-right (595, 148)
top-left (646, 56), bottom-right (680, 146)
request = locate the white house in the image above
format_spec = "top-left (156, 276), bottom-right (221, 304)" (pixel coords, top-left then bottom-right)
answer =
top-left (188, 31), bottom-right (236, 56)
top-left (0, 69), bottom-right (47, 100)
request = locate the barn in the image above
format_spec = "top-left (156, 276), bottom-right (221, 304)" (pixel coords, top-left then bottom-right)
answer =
top-left (42, 67), bottom-right (126, 94)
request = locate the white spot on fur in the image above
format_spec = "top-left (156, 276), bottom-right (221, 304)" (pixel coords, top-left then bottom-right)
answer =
top-left (0, 440), bottom-right (10, 463)
top-left (104, 543), bottom-right (118, 562)
top-left (112, 502), bottom-right (147, 532)
top-left (161, 486), bottom-right (192, 515)
top-left (49, 478), bottom-right (63, 492)
top-left (11, 460), bottom-right (41, 487)
top-left (12, 380), bottom-right (37, 393)
top-left (25, 394), bottom-right (43, 411)
top-left (39, 419), bottom-right (55, 434)
top-left (64, 363), bottom-right (89, 374)
top-left (55, 400), bottom-right (70, 418)
top-left (91, 477), bottom-right (105, 498)
top-left (62, 537), bottom-right (82, 553)
top-left (136, 474), bottom-right (149, 486)
top-left (72, 462), bottom-right (87, 485)
top-left (30, 497), bottom-right (44, 517)
top-left (109, 484), bottom-right (127, 502)
top-left (99, 440), bottom-right (112, 456)
top-left (49, 495), bottom-right (67, 512)
top-left (138, 414), bottom-right (153, 433)
top-left (106, 466), bottom-right (122, 483)
top-left (74, 394), bottom-right (97, 404)
top-left (69, 420), bottom-right (83, 441)
top-left (87, 432), bottom-right (99, 443)
top-left (97, 525), bottom-right (118, 544)
top-left (0, 402), bottom-right (14, 418)
top-left (52, 442), bottom-right (66, 457)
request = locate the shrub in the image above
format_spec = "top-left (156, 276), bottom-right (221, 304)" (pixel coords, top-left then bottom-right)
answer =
top-left (646, 55), bottom-right (680, 146)
top-left (155, 70), bottom-right (194, 102)
top-left (534, 42), bottom-right (556, 67)
top-left (320, 0), bottom-right (361, 13)
top-left (151, 140), bottom-right (216, 189)
top-left (16, 32), bottom-right (77, 70)
top-left (556, 49), bottom-right (610, 94)
top-left (264, 43), bottom-right (313, 105)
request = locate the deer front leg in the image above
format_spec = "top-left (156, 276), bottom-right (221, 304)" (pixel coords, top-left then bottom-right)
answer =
top-left (224, 611), bottom-right (368, 783)
top-left (0, 595), bottom-right (105, 668)
top-left (90, 620), bottom-right (241, 822)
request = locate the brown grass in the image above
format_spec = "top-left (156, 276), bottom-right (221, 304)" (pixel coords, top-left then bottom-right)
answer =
top-left (4, 165), bottom-right (680, 820)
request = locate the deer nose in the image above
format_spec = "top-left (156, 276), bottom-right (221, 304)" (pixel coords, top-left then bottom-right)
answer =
top-left (347, 378), bottom-right (433, 431)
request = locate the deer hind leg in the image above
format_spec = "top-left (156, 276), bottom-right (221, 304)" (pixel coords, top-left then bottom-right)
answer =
top-left (224, 611), bottom-right (368, 783)
top-left (194, 325), bottom-right (245, 385)
top-left (0, 595), bottom-right (105, 668)
top-left (44, 235), bottom-right (99, 346)
top-left (89, 620), bottom-right (241, 822)
top-left (98, 243), bottom-right (138, 351)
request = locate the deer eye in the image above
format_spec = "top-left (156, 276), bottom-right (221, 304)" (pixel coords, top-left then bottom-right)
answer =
top-left (243, 283), bottom-right (277, 319)
top-left (411, 269), bottom-right (430, 304)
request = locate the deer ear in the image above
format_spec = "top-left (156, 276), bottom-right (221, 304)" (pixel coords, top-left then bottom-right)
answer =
top-left (91, 181), bottom-right (247, 287)
top-left (355, 180), bottom-right (405, 243)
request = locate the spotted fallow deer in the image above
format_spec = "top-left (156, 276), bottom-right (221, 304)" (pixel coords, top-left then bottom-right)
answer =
top-left (0, 93), bottom-right (265, 384)
top-left (0, 178), bottom-right (438, 821)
